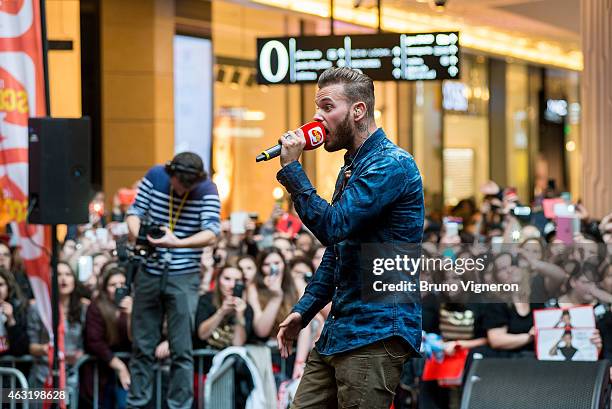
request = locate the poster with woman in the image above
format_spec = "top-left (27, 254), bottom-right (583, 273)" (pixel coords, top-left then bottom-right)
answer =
top-left (534, 306), bottom-right (598, 361)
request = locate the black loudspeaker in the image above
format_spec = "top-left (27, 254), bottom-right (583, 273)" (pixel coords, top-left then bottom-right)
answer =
top-left (461, 358), bottom-right (610, 409)
top-left (28, 117), bottom-right (91, 224)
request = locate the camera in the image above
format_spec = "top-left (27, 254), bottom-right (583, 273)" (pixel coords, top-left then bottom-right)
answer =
top-left (114, 235), bottom-right (151, 307)
top-left (114, 238), bottom-right (139, 306)
top-left (112, 215), bottom-right (168, 308)
top-left (136, 217), bottom-right (165, 248)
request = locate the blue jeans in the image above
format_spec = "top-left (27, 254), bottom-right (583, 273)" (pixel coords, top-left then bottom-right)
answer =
top-left (104, 373), bottom-right (128, 409)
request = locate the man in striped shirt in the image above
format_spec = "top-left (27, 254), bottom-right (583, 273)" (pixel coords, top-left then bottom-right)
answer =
top-left (125, 152), bottom-right (220, 409)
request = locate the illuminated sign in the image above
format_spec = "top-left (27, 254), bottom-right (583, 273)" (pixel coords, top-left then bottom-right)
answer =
top-left (443, 81), bottom-right (468, 112)
top-left (174, 35), bottom-right (213, 171)
top-left (257, 32), bottom-right (460, 84)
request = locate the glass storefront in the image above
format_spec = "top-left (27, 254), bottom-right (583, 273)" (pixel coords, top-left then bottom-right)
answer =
top-left (538, 68), bottom-right (581, 200)
top-left (413, 81), bottom-right (443, 214)
top-left (204, 0), bottom-right (581, 217)
top-left (413, 54), bottom-right (491, 214)
top-left (442, 54), bottom-right (490, 208)
top-left (506, 63), bottom-right (530, 202)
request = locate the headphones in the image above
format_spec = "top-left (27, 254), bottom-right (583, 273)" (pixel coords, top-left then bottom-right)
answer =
top-left (165, 161), bottom-right (206, 180)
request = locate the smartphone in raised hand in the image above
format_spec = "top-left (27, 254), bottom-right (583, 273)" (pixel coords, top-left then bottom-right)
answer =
top-left (233, 281), bottom-right (245, 298)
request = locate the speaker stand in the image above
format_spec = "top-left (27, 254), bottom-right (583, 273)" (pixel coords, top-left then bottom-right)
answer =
top-left (50, 225), bottom-right (61, 398)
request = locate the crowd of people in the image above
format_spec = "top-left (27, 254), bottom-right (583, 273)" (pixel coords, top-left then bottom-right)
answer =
top-left (413, 182), bottom-right (612, 409)
top-left (0, 178), bottom-right (611, 409)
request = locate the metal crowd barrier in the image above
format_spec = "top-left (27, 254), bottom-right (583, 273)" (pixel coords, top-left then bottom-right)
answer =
top-left (0, 346), bottom-right (285, 409)
top-left (83, 350), bottom-right (220, 409)
top-left (0, 354), bottom-right (76, 409)
top-left (194, 349), bottom-right (219, 409)
top-left (204, 356), bottom-right (236, 409)
top-left (0, 366), bottom-right (29, 409)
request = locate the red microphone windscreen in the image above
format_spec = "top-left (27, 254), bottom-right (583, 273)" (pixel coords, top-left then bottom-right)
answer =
top-left (299, 122), bottom-right (327, 151)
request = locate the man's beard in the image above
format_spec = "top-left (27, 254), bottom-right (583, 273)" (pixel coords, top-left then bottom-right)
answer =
top-left (324, 111), bottom-right (354, 152)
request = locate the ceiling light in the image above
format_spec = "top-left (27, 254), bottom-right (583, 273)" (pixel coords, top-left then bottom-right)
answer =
top-left (430, 0), bottom-right (448, 12)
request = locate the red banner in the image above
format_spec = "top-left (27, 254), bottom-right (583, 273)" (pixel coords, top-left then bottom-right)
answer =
top-left (0, 0), bottom-right (60, 396)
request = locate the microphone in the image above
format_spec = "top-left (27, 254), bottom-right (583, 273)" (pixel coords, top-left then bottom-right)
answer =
top-left (256, 122), bottom-right (327, 162)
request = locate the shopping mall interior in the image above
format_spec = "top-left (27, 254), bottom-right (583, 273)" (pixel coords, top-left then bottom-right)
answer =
top-left (43, 0), bottom-right (609, 219)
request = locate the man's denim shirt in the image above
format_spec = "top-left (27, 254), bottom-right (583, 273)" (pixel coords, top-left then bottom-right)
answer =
top-left (277, 128), bottom-right (424, 356)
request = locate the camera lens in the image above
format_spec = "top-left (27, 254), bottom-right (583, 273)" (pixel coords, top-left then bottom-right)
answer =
top-left (150, 226), bottom-right (165, 239)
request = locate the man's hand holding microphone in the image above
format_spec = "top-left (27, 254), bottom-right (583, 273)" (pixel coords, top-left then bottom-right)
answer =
top-left (279, 129), bottom-right (306, 167)
top-left (256, 122), bottom-right (327, 166)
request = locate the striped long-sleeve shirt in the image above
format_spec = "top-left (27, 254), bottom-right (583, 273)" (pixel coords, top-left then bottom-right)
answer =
top-left (127, 165), bottom-right (221, 276)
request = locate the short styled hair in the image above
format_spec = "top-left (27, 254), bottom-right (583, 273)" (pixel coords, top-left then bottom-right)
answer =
top-left (168, 152), bottom-right (207, 188)
top-left (317, 67), bottom-right (375, 120)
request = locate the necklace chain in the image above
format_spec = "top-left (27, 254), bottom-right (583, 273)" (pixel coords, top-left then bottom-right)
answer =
top-left (344, 131), bottom-right (372, 176)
